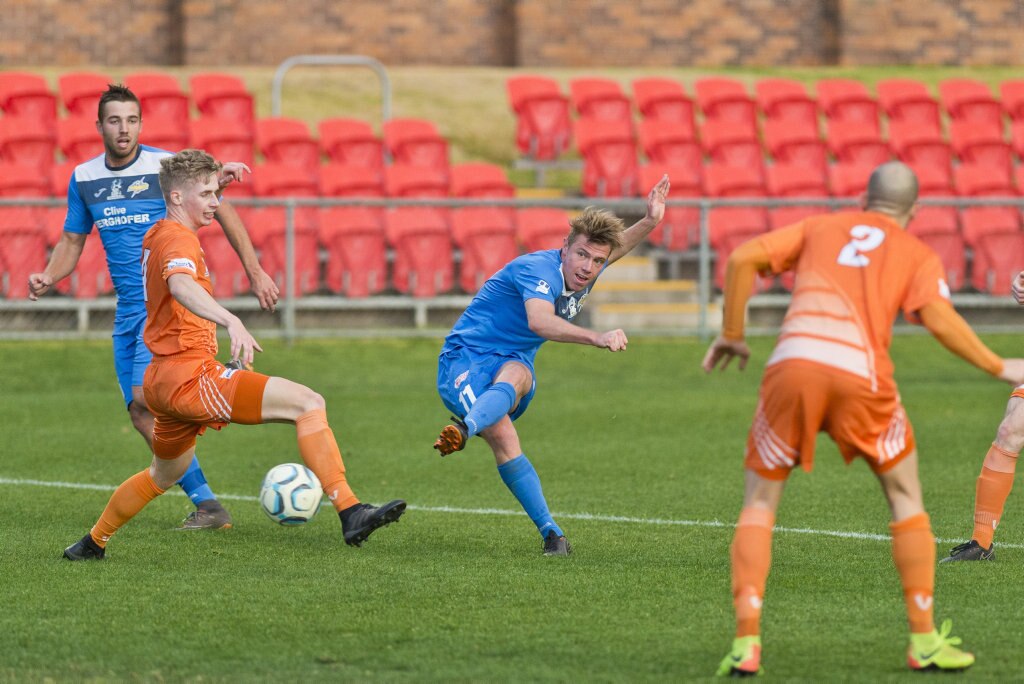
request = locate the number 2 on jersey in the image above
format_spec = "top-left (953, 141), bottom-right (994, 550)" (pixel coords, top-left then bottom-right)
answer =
top-left (837, 224), bottom-right (886, 267)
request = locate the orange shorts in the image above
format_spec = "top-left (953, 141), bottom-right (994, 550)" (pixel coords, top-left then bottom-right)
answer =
top-left (745, 360), bottom-right (915, 480)
top-left (143, 352), bottom-right (270, 459)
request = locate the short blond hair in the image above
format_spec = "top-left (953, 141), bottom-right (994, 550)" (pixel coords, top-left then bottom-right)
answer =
top-left (158, 149), bottom-right (222, 201)
top-left (567, 207), bottom-right (624, 250)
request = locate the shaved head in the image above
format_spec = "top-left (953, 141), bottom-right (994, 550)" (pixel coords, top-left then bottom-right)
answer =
top-left (864, 162), bottom-right (918, 224)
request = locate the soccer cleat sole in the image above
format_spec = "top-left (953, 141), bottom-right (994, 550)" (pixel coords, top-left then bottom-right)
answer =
top-left (433, 425), bottom-right (466, 456)
top-left (344, 501), bottom-right (407, 547)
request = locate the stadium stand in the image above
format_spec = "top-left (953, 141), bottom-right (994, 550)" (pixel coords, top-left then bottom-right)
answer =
top-left (1012, 120), bottom-right (1024, 160)
top-left (0, 206), bottom-right (47, 299)
top-left (827, 119), bottom-right (890, 166)
top-left (695, 77), bottom-right (757, 129)
top-left (57, 116), bottom-right (100, 165)
top-left (638, 118), bottom-right (701, 172)
top-left (876, 78), bottom-right (941, 130)
top-left (700, 119), bottom-right (763, 176)
top-left (574, 118), bottom-right (639, 197)
top-left (197, 223), bottom-right (250, 299)
top-left (138, 116), bottom-right (188, 153)
top-left (49, 160), bottom-right (77, 196)
top-left (190, 116), bottom-right (256, 168)
top-left (765, 162), bottom-right (830, 199)
top-left (569, 77), bottom-right (632, 122)
top-left (1000, 79), bottom-right (1024, 121)
top-left (515, 207), bottom-right (571, 252)
top-left (382, 117), bottom-right (450, 173)
top-left (908, 207), bottom-right (966, 292)
top-left (828, 161), bottom-right (875, 196)
top-left (0, 117), bottom-right (56, 172)
top-left (755, 78), bottom-right (818, 128)
top-left (888, 120), bottom-right (953, 173)
top-left (255, 116), bottom-right (321, 178)
top-left (640, 162), bottom-right (701, 250)
top-left (0, 72), bottom-right (58, 133)
top-left (317, 117), bottom-right (385, 172)
top-left (763, 119), bottom-right (828, 179)
top-left (43, 208), bottom-right (112, 299)
top-left (58, 72), bottom-right (110, 118)
top-left (632, 77), bottom-right (696, 126)
top-left (704, 162), bottom-right (768, 288)
top-left (318, 205), bottom-right (387, 298)
top-left (960, 207), bottom-right (1024, 293)
top-left (251, 162), bottom-right (321, 295)
top-left (451, 207), bottom-right (518, 293)
top-left (385, 163), bottom-right (449, 198)
top-left (955, 161), bottom-right (1015, 196)
top-left (124, 72), bottom-right (190, 130)
top-left (506, 75), bottom-right (572, 161)
top-left (0, 161), bottom-right (50, 198)
top-left (940, 78), bottom-right (1004, 132)
top-left (386, 207), bottom-right (454, 297)
top-left (189, 72), bottom-right (256, 137)
top-left (816, 79), bottom-right (880, 133)
top-left (949, 120), bottom-right (1013, 176)
top-left (449, 162), bottom-right (516, 199)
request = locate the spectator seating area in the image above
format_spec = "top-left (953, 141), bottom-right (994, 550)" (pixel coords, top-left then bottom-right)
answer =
top-left (508, 75), bottom-right (1024, 292)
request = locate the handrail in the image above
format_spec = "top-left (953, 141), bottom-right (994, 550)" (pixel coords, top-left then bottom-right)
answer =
top-left (271, 54), bottom-right (392, 122)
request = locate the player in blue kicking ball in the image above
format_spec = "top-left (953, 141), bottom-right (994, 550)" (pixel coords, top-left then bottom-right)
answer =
top-left (433, 175), bottom-right (670, 555)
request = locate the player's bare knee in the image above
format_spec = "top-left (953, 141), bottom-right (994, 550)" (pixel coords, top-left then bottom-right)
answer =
top-left (994, 414), bottom-right (1024, 452)
top-left (296, 386), bottom-right (325, 414)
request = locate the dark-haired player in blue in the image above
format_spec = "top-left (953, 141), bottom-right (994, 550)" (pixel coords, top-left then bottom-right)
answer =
top-left (433, 175), bottom-right (670, 555)
top-left (29, 84), bottom-right (278, 529)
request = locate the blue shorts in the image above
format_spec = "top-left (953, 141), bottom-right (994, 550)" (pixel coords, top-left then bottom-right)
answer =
top-left (437, 346), bottom-right (537, 422)
top-left (112, 312), bottom-right (152, 408)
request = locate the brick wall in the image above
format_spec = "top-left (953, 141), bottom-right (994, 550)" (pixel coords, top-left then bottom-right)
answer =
top-left (2, 0), bottom-right (1024, 67)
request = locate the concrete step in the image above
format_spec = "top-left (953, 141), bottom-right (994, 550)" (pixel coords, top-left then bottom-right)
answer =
top-left (590, 301), bottom-right (722, 331)
top-left (589, 279), bottom-right (697, 304)
top-left (602, 255), bottom-right (657, 282)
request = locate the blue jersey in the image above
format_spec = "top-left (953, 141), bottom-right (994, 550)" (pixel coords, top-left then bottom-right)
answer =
top-left (63, 145), bottom-right (171, 317)
top-left (443, 249), bottom-right (601, 364)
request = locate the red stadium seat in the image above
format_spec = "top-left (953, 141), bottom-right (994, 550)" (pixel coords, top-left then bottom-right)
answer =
top-left (449, 162), bottom-right (515, 198)
top-left (769, 206), bottom-right (821, 230)
top-left (317, 118), bottom-right (384, 170)
top-left (1011, 120), bottom-right (1024, 160)
top-left (49, 160), bottom-right (77, 197)
top-left (910, 162), bottom-right (954, 197)
top-left (828, 162), bottom-right (875, 197)
top-left (41, 206), bottom-right (112, 299)
top-left (876, 79), bottom-right (941, 130)
top-left (638, 119), bottom-right (701, 171)
top-left (251, 163), bottom-right (321, 295)
top-left (58, 72), bottom-right (110, 118)
top-left (0, 72), bottom-right (58, 132)
top-left (888, 121), bottom-right (953, 173)
top-left (256, 117), bottom-right (320, 177)
top-left (949, 120), bottom-right (1013, 176)
top-left (197, 223), bottom-right (250, 298)
top-left (763, 119), bottom-right (828, 179)
top-left (320, 162), bottom-right (386, 198)
top-left (1016, 165), bottom-right (1024, 193)
top-left (765, 163), bottom-right (829, 198)
top-left (695, 78), bottom-right (757, 129)
top-left (1000, 80), bottom-right (1024, 121)
top-left (138, 116), bottom-right (188, 152)
top-left (189, 72), bottom-right (255, 137)
top-left (0, 208), bottom-right (48, 299)
top-left (385, 163), bottom-right (449, 198)
top-left (815, 79), bottom-right (880, 133)
top-left (954, 162), bottom-right (1015, 197)
top-left (506, 76), bottom-right (572, 161)
top-left (709, 207), bottom-right (769, 288)
top-left (640, 163), bottom-right (701, 250)
top-left (907, 210), bottom-right (966, 292)
top-left (960, 207), bottom-right (1024, 292)
top-left (124, 72), bottom-right (190, 129)
top-left (190, 116), bottom-right (256, 168)
top-left (0, 117), bottom-right (56, 172)
top-left (569, 77), bottom-right (632, 122)
top-left (0, 162), bottom-right (51, 198)
top-left (318, 207), bottom-right (387, 297)
top-left (516, 208), bottom-right (569, 252)
top-left (700, 119), bottom-right (763, 174)
top-left (574, 118), bottom-right (639, 197)
top-left (704, 162), bottom-right (766, 198)
top-left (827, 120), bottom-right (890, 166)
top-left (386, 207), bottom-right (454, 297)
top-left (755, 78), bottom-right (818, 127)
top-left (939, 78), bottom-right (1003, 130)
top-left (382, 118), bottom-right (450, 172)
top-left (451, 207), bottom-right (518, 292)
top-left (57, 116), bottom-right (100, 164)
top-left (632, 78), bottom-right (695, 126)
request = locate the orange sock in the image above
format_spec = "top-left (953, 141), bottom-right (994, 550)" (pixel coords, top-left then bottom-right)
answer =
top-left (296, 408), bottom-right (359, 512)
top-left (972, 443), bottom-right (1018, 548)
top-left (731, 507), bottom-right (774, 637)
top-left (890, 512), bottom-right (935, 634)
top-left (90, 469), bottom-right (166, 547)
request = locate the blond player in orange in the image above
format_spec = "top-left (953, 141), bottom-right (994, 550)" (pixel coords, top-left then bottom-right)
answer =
top-left (702, 162), bottom-right (1024, 676)
top-left (942, 269), bottom-right (1024, 562)
top-left (63, 149), bottom-right (405, 561)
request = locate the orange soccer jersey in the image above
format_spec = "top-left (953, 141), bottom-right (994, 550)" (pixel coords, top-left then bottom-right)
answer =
top-left (743, 211), bottom-right (950, 477)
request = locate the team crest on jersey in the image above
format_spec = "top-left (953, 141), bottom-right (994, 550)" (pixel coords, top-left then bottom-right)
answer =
top-left (107, 179), bottom-right (124, 200)
top-left (127, 178), bottom-right (149, 198)
top-left (557, 290), bottom-right (589, 320)
top-left (454, 370), bottom-right (469, 389)
top-left (535, 279), bottom-right (550, 294)
top-left (167, 257), bottom-right (197, 273)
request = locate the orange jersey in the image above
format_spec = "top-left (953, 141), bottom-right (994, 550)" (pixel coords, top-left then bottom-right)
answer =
top-left (142, 219), bottom-right (218, 358)
top-left (757, 211), bottom-right (950, 392)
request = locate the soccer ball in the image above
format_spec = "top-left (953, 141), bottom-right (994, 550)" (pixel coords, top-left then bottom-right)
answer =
top-left (259, 463), bottom-right (323, 526)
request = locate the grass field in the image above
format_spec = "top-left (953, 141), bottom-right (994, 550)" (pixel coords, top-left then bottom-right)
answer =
top-left (2, 333), bottom-right (1024, 681)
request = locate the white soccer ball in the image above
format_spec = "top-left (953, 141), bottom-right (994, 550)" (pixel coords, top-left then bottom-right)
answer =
top-left (259, 463), bottom-right (323, 526)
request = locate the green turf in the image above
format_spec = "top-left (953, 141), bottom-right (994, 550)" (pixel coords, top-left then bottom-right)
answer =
top-left (1, 334), bottom-right (1022, 681)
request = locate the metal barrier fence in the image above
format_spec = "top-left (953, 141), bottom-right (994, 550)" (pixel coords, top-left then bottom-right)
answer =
top-left (2, 195), bottom-right (1023, 341)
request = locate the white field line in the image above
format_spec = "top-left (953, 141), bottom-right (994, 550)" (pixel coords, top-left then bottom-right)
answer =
top-left (3, 475), bottom-right (1021, 550)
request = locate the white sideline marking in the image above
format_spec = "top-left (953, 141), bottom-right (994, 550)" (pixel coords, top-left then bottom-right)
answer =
top-left (3, 475), bottom-right (1022, 550)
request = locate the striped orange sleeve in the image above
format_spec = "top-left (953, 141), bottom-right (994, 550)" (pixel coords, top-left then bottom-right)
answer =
top-left (722, 237), bottom-right (774, 340)
top-left (917, 299), bottom-right (1004, 377)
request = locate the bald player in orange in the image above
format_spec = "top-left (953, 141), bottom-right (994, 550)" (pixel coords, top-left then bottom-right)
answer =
top-left (702, 161), bottom-right (1024, 676)
top-left (63, 149), bottom-right (406, 561)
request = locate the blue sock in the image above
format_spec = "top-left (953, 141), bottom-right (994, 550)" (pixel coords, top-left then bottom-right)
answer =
top-left (464, 382), bottom-right (516, 437)
top-left (497, 454), bottom-right (563, 539)
top-left (177, 455), bottom-right (216, 506)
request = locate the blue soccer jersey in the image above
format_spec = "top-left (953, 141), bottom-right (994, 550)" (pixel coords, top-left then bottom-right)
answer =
top-left (63, 145), bottom-right (172, 317)
top-left (443, 249), bottom-right (601, 363)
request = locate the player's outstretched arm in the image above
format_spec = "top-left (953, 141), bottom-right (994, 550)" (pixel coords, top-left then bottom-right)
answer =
top-left (608, 174), bottom-right (670, 264)
top-left (524, 298), bottom-right (627, 351)
top-left (167, 273), bottom-right (263, 366)
top-left (28, 231), bottom-right (87, 300)
top-left (702, 336), bottom-right (751, 373)
top-left (917, 300), bottom-right (1022, 383)
top-left (212, 200), bottom-right (280, 311)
